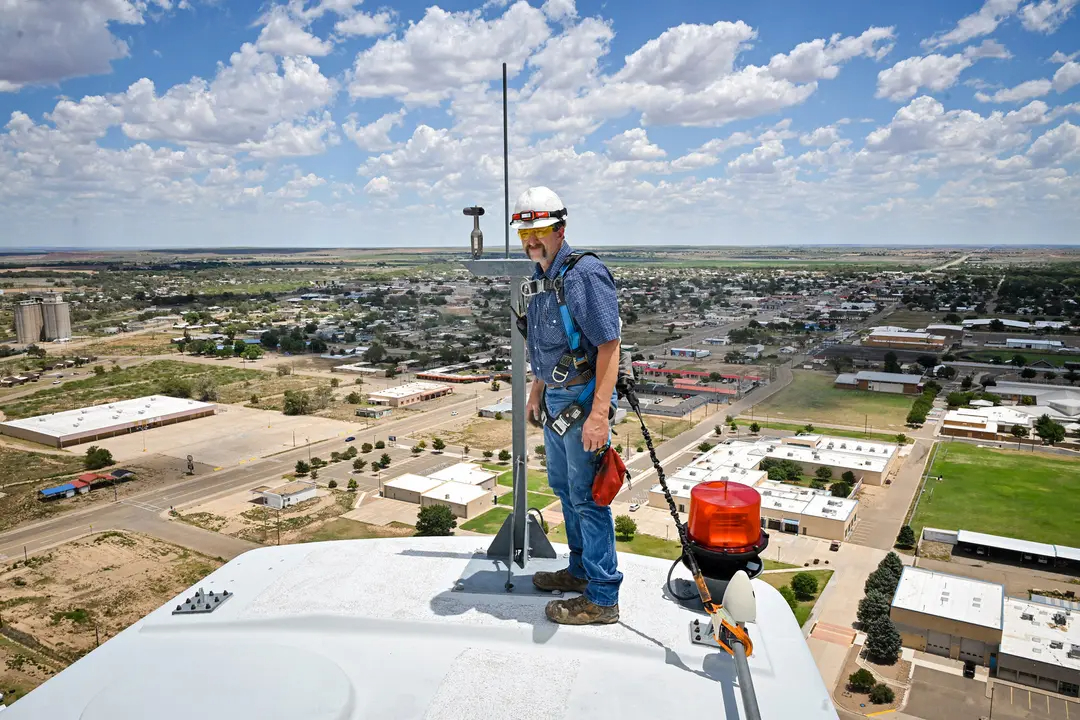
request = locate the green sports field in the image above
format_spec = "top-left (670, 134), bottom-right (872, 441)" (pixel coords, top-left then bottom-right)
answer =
top-left (911, 443), bottom-right (1080, 546)
top-left (752, 371), bottom-right (913, 429)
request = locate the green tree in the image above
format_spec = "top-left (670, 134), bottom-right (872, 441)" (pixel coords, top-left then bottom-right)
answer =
top-left (380, 453), bottom-right (391, 466)
top-left (346, 392), bottom-right (361, 404)
top-left (841, 470), bottom-right (855, 484)
top-left (93, 365), bottom-right (106, 376)
top-left (864, 567), bottom-right (900, 597)
top-left (534, 444), bottom-right (546, 457)
top-left (491, 380), bottom-right (500, 391)
top-left (803, 423), bottom-right (815, 433)
top-left (778, 585), bottom-right (798, 613)
top-left (347, 478), bottom-right (358, 491)
top-left (749, 422), bottom-right (761, 433)
top-left (375, 440), bottom-right (385, 449)
top-left (870, 683), bottom-right (895, 704)
top-left (865, 616), bottom-right (902, 665)
top-left (345, 446), bottom-right (358, 459)
top-left (791, 572), bottom-right (818, 600)
top-left (282, 390), bottom-right (312, 415)
top-left (295, 460), bottom-right (310, 475)
top-left (895, 525), bottom-right (916, 549)
top-left (328, 479), bottom-right (338, 489)
top-left (698, 441), bottom-right (714, 453)
top-left (961, 375), bottom-right (973, 390)
top-left (353, 458), bottom-right (367, 472)
top-left (830, 481), bottom-right (852, 498)
top-left (241, 344), bottom-right (263, 361)
top-left (483, 450), bottom-right (494, 460)
top-left (412, 445), bottom-right (423, 456)
top-left (714, 424), bottom-right (723, 436)
top-left (84, 446), bottom-right (114, 470)
top-left (1012, 353), bottom-right (1027, 367)
top-left (310, 468), bottom-right (319, 480)
top-left (883, 351), bottom-right (901, 374)
top-left (881, 551), bottom-right (904, 579)
top-left (895, 433), bottom-right (908, 444)
top-left (361, 443), bottom-right (373, 453)
top-left (614, 515), bottom-right (637, 541)
top-left (432, 438), bottom-right (446, 452)
top-left (330, 451), bottom-right (342, 463)
top-left (1035, 414), bottom-right (1066, 445)
top-left (848, 668), bottom-right (876, 693)
top-left (1011, 424), bottom-right (1029, 447)
top-left (498, 449), bottom-right (511, 462)
top-left (310, 457), bottom-right (325, 469)
top-left (1021, 367), bottom-right (1037, 379)
top-left (857, 590), bottom-right (892, 627)
top-left (415, 504), bottom-right (457, 536)
top-left (815, 466), bottom-right (833, 480)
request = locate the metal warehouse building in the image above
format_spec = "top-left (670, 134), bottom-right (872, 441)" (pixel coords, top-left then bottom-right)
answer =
top-left (890, 567), bottom-right (1004, 665)
top-left (997, 597), bottom-right (1080, 697)
top-left (0, 395), bottom-right (216, 448)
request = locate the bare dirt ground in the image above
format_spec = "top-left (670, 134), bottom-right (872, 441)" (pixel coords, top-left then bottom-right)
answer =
top-left (833, 644), bottom-right (909, 715)
top-left (0, 531), bottom-right (222, 704)
top-left (178, 488), bottom-right (361, 545)
top-left (414, 417), bottom-right (512, 449)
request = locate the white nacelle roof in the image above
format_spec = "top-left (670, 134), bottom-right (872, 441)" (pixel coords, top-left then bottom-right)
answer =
top-left (7, 537), bottom-right (841, 720)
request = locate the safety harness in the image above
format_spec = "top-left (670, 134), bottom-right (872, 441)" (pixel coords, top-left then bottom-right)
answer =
top-left (517, 251), bottom-right (608, 437)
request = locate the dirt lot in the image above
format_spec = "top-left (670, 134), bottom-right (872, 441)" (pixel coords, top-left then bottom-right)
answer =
top-left (0, 454), bottom-right (209, 534)
top-left (84, 405), bottom-right (358, 467)
top-left (414, 416), bottom-right (513, 450)
top-left (0, 531), bottom-right (222, 704)
top-left (79, 332), bottom-right (178, 357)
top-left (832, 644), bottom-right (910, 715)
top-left (178, 487), bottom-right (365, 545)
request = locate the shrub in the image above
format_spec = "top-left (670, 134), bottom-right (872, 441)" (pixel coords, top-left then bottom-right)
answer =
top-left (841, 471), bottom-right (855, 484)
top-left (375, 440), bottom-right (385, 449)
top-left (327, 479), bottom-right (338, 489)
top-left (815, 466), bottom-right (833, 480)
top-left (791, 572), bottom-right (818, 600)
top-left (483, 450), bottom-right (494, 459)
top-left (778, 585), bottom-right (798, 612)
top-left (498, 449), bottom-right (511, 462)
top-left (895, 525), bottom-right (916, 549)
top-left (295, 460), bottom-right (310, 475)
top-left (352, 458), bottom-right (367, 472)
top-left (433, 438), bottom-right (446, 452)
top-left (614, 515), bottom-right (637, 541)
top-left (849, 668), bottom-right (875, 693)
top-left (697, 441), bottom-right (714, 453)
top-left (347, 478), bottom-right (358, 491)
top-left (830, 481), bottom-right (852, 498)
top-left (416, 504), bottom-right (456, 536)
top-left (870, 683), bottom-right (895, 704)
top-left (84, 446), bottom-right (114, 470)
top-left (749, 422), bottom-right (760, 433)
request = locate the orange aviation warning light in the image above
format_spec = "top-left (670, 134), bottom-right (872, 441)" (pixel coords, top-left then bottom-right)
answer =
top-left (688, 481), bottom-right (764, 553)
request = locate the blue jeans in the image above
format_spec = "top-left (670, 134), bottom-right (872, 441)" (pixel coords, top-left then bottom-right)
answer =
top-left (543, 386), bottom-right (622, 607)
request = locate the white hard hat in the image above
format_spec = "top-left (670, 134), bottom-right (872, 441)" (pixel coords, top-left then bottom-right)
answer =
top-left (510, 186), bottom-right (567, 229)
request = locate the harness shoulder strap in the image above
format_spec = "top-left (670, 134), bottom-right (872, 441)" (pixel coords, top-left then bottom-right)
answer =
top-left (554, 252), bottom-right (601, 351)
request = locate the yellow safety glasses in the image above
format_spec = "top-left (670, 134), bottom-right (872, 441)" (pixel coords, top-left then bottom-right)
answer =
top-left (517, 226), bottom-right (554, 241)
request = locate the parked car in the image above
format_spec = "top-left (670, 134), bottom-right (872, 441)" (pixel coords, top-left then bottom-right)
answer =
top-left (629, 503), bottom-right (640, 512)
top-left (345, 436), bottom-right (355, 443)
top-left (830, 542), bottom-right (840, 552)
top-left (52, 380), bottom-right (61, 385)
top-left (963, 661), bottom-right (976, 679)
top-left (451, 411), bottom-right (458, 416)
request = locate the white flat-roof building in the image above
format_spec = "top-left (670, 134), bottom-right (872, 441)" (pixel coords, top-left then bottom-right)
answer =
top-left (368, 381), bottom-right (452, 407)
top-left (890, 567), bottom-right (1004, 665)
top-left (998, 598), bottom-right (1080, 696)
top-left (1006, 338), bottom-right (1064, 351)
top-left (645, 435), bottom-right (879, 541)
top-left (383, 474), bottom-right (446, 504)
top-left (420, 481), bottom-right (491, 519)
top-left (252, 481), bottom-right (317, 510)
top-left (330, 363), bottom-right (383, 375)
top-left (427, 463), bottom-right (497, 491)
top-left (0, 395), bottom-right (216, 448)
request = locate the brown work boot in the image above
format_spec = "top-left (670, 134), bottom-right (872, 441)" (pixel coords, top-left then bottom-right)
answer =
top-left (532, 568), bottom-right (588, 593)
top-left (546, 594), bottom-right (619, 625)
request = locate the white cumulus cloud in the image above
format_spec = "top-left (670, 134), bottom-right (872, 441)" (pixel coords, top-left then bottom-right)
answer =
top-left (1020, 0), bottom-right (1079, 32)
top-left (922, 0), bottom-right (1022, 50)
top-left (343, 110), bottom-right (407, 152)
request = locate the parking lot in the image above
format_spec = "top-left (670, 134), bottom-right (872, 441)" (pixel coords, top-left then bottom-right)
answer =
top-left (991, 682), bottom-right (1080, 720)
top-left (905, 666), bottom-right (989, 720)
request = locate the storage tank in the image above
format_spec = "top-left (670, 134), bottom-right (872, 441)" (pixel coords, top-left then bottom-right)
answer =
top-left (41, 293), bottom-right (72, 340)
top-left (15, 300), bottom-right (44, 344)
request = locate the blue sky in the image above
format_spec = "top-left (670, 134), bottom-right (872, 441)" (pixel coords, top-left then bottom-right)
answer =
top-left (1, 0), bottom-right (1078, 249)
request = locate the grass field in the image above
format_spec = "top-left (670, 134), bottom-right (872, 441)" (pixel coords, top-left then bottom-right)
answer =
top-left (733, 419), bottom-right (912, 444)
top-left (0, 447), bottom-right (86, 532)
top-left (460, 507), bottom-right (511, 533)
top-left (496, 490), bottom-right (558, 510)
top-left (761, 570), bottom-right (834, 626)
top-left (910, 443), bottom-right (1080, 545)
top-left (496, 468), bottom-right (553, 494)
top-left (752, 371), bottom-right (913, 428)
top-left (0, 360), bottom-right (264, 419)
top-left (880, 310), bottom-right (946, 328)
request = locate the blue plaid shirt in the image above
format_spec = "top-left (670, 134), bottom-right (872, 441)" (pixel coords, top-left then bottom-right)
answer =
top-left (526, 242), bottom-right (621, 387)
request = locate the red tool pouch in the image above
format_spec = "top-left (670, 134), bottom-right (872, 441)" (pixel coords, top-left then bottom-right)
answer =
top-left (592, 445), bottom-right (630, 506)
